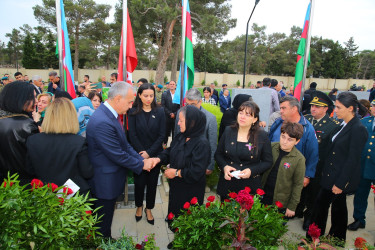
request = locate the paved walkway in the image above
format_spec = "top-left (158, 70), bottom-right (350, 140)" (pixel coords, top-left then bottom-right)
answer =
top-left (111, 178), bottom-right (375, 249)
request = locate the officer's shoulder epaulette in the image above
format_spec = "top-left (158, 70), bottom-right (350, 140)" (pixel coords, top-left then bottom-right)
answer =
top-left (361, 116), bottom-right (373, 122)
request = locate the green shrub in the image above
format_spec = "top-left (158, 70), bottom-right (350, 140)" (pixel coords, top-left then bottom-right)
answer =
top-left (214, 80), bottom-right (218, 86)
top-left (201, 80), bottom-right (206, 86)
top-left (171, 189), bottom-right (287, 249)
top-left (248, 81), bottom-right (252, 87)
top-left (0, 173), bottom-right (100, 249)
top-left (164, 75), bottom-right (168, 83)
top-left (236, 80), bottom-right (241, 86)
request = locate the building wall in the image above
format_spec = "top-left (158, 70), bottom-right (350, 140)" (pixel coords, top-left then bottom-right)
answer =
top-left (1, 67), bottom-right (372, 91)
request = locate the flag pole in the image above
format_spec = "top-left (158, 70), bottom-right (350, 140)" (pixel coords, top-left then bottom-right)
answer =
top-left (180, 0), bottom-right (188, 106)
top-left (300, 0), bottom-right (314, 105)
top-left (55, 0), bottom-right (64, 89)
top-left (123, 0), bottom-right (128, 83)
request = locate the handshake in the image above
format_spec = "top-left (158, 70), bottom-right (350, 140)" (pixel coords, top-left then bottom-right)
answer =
top-left (142, 157), bottom-right (161, 172)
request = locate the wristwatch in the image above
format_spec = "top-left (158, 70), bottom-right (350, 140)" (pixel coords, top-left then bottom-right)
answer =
top-left (175, 169), bottom-right (179, 177)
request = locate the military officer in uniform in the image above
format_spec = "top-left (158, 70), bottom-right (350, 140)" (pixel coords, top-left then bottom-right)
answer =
top-left (297, 91), bottom-right (340, 230)
top-left (347, 100), bottom-right (375, 231)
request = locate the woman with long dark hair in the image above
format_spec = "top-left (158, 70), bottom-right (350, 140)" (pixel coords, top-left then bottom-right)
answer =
top-left (309, 92), bottom-right (368, 242)
top-left (128, 83), bottom-right (165, 225)
top-left (215, 101), bottom-right (272, 200)
top-left (202, 86), bottom-right (216, 105)
top-left (0, 81), bottom-right (39, 185)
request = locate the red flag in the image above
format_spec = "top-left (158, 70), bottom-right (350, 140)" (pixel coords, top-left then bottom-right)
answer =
top-left (117, 10), bottom-right (138, 83)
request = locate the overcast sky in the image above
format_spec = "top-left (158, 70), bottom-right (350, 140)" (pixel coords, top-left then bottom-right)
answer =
top-left (1, 0), bottom-right (374, 51)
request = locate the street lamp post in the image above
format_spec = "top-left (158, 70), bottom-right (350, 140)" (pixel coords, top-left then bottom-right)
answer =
top-left (243, 0), bottom-right (260, 89)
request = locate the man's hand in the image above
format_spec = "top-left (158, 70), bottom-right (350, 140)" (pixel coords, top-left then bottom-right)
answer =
top-left (170, 113), bottom-right (175, 119)
top-left (332, 185), bottom-right (342, 194)
top-left (139, 151), bottom-right (150, 159)
top-left (259, 121), bottom-right (266, 128)
top-left (143, 158), bottom-right (153, 172)
top-left (53, 83), bottom-right (58, 89)
top-left (303, 177), bottom-right (310, 187)
top-left (206, 170), bottom-right (213, 175)
top-left (224, 166), bottom-right (236, 180)
top-left (285, 208), bottom-right (295, 217)
top-left (149, 157), bottom-right (161, 168)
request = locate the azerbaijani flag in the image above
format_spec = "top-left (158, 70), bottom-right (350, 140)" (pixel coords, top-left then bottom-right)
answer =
top-left (117, 10), bottom-right (138, 83)
top-left (58, 0), bottom-right (76, 98)
top-left (293, 2), bottom-right (311, 101)
top-left (173, 0), bottom-right (194, 105)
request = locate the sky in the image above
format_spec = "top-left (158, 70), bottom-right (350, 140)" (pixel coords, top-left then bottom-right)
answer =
top-left (1, 0), bottom-right (375, 51)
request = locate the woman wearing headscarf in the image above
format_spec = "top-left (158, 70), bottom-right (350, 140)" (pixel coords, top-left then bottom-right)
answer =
top-left (0, 81), bottom-right (39, 185)
top-left (215, 101), bottom-right (273, 200)
top-left (152, 105), bottom-right (210, 217)
top-left (218, 94), bottom-right (252, 139)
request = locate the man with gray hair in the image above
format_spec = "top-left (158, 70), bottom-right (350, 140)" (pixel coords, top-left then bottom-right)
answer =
top-left (47, 71), bottom-right (60, 94)
top-left (269, 96), bottom-right (318, 227)
top-left (86, 81), bottom-right (154, 238)
top-left (174, 88), bottom-right (218, 176)
top-left (31, 75), bottom-right (43, 95)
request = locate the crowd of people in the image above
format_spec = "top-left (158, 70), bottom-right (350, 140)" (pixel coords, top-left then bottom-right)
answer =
top-left (0, 72), bottom-right (374, 247)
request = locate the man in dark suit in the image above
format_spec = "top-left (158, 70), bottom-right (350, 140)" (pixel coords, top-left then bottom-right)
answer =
top-left (47, 71), bottom-right (61, 94)
top-left (161, 80), bottom-right (180, 144)
top-left (219, 89), bottom-right (231, 113)
top-left (210, 82), bottom-right (219, 102)
top-left (31, 75), bottom-right (43, 95)
top-left (301, 91), bottom-right (340, 230)
top-left (86, 82), bottom-right (154, 238)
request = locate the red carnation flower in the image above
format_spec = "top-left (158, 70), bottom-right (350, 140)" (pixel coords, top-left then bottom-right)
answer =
top-left (275, 201), bottom-right (283, 208)
top-left (48, 183), bottom-right (58, 192)
top-left (224, 199), bottom-right (230, 202)
top-left (85, 210), bottom-right (92, 215)
top-left (207, 195), bottom-right (215, 202)
top-left (308, 223), bottom-right (321, 239)
top-left (244, 186), bottom-right (251, 193)
top-left (63, 187), bottom-right (73, 195)
top-left (86, 234), bottom-right (92, 240)
top-left (58, 197), bottom-right (64, 205)
top-left (190, 197), bottom-right (198, 205)
top-left (31, 179), bottom-right (43, 189)
top-left (256, 188), bottom-right (265, 196)
top-left (354, 237), bottom-right (367, 249)
top-left (228, 192), bottom-right (237, 199)
top-left (167, 212), bottom-right (174, 220)
top-left (205, 202), bottom-right (211, 208)
top-left (2, 181), bottom-right (14, 187)
top-left (235, 190), bottom-right (254, 210)
top-left (175, 228), bottom-right (179, 233)
top-left (183, 202), bottom-right (190, 209)
top-left (135, 244), bottom-right (143, 249)
top-left (187, 210), bottom-right (192, 215)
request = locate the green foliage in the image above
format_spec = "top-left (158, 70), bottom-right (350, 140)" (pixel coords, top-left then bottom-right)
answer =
top-left (22, 34), bottom-right (36, 69)
top-left (149, 75), bottom-right (155, 84)
top-left (248, 81), bottom-right (252, 87)
top-left (171, 192), bottom-right (287, 249)
top-left (201, 80), bottom-right (206, 86)
top-left (214, 80), bottom-right (219, 86)
top-left (164, 75), bottom-right (168, 84)
top-left (98, 229), bottom-right (136, 250)
top-left (0, 173), bottom-right (100, 249)
top-left (236, 80), bottom-right (241, 86)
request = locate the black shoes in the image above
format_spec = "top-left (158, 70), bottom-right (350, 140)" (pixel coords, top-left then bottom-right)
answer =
top-left (145, 208), bottom-right (155, 225)
top-left (135, 206), bottom-right (143, 222)
top-left (167, 241), bottom-right (174, 249)
top-left (347, 220), bottom-right (365, 231)
top-left (303, 219), bottom-right (311, 231)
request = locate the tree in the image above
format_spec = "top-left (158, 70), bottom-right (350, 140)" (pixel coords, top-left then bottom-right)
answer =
top-left (44, 31), bottom-right (59, 69)
top-left (22, 34), bottom-right (36, 69)
top-left (33, 0), bottom-right (111, 80)
top-left (5, 28), bottom-right (24, 69)
top-left (343, 37), bottom-right (359, 78)
top-left (321, 41), bottom-right (345, 79)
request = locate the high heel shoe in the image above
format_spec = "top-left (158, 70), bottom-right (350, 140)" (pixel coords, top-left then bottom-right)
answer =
top-left (135, 207), bottom-right (143, 222)
top-left (144, 208), bottom-right (154, 225)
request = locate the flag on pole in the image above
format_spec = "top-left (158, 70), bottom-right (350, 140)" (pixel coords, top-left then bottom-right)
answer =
top-left (58, 0), bottom-right (76, 98)
top-left (293, 2), bottom-right (311, 101)
top-left (117, 10), bottom-right (138, 83)
top-left (173, 0), bottom-right (194, 105)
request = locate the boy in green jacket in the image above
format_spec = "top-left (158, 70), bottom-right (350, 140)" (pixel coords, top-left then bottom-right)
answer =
top-left (262, 122), bottom-right (306, 218)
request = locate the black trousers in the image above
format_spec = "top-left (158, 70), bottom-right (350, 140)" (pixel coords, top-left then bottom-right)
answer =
top-left (134, 165), bottom-right (161, 209)
top-left (164, 117), bottom-right (175, 144)
top-left (94, 198), bottom-right (117, 238)
top-left (309, 188), bottom-right (348, 241)
top-left (296, 177), bottom-right (321, 220)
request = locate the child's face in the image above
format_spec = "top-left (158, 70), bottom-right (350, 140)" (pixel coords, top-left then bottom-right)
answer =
top-left (280, 133), bottom-right (300, 152)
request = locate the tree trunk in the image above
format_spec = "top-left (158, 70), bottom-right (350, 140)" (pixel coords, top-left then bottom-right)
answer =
top-left (74, 25), bottom-right (79, 84)
top-left (155, 19), bottom-right (177, 85)
top-left (356, 56), bottom-right (363, 79)
top-left (170, 33), bottom-right (180, 82)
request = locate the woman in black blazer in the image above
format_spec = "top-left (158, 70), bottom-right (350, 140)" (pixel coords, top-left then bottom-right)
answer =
top-left (309, 92), bottom-right (368, 241)
top-left (26, 98), bottom-right (93, 194)
top-left (128, 83), bottom-right (166, 225)
top-left (215, 101), bottom-right (273, 200)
